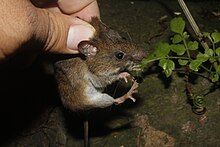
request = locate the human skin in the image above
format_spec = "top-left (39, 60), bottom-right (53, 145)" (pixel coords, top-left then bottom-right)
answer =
top-left (0, 0), bottom-right (99, 63)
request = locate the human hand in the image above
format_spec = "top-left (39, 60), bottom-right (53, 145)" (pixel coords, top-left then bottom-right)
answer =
top-left (0, 0), bottom-right (99, 63)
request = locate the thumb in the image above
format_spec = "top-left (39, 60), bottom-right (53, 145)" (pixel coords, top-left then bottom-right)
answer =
top-left (35, 8), bottom-right (95, 54)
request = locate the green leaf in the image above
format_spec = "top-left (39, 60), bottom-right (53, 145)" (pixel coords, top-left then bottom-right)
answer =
top-left (203, 32), bottom-right (213, 42)
top-left (210, 73), bottom-right (219, 82)
top-left (182, 32), bottom-right (190, 39)
top-left (170, 17), bottom-right (185, 34)
top-left (216, 65), bottom-right (220, 74)
top-left (159, 59), bottom-right (175, 77)
top-left (189, 60), bottom-right (203, 71)
top-left (188, 41), bottom-right (199, 50)
top-left (215, 47), bottom-right (220, 56)
top-left (189, 52), bottom-right (209, 71)
top-left (155, 42), bottom-right (170, 58)
top-left (196, 52), bottom-right (210, 62)
top-left (170, 44), bottom-right (186, 55)
top-left (211, 32), bottom-right (220, 43)
top-left (178, 59), bottom-right (188, 66)
top-left (205, 48), bottom-right (214, 56)
top-left (171, 34), bottom-right (183, 44)
top-left (203, 32), bottom-right (211, 38)
top-left (209, 57), bottom-right (216, 63)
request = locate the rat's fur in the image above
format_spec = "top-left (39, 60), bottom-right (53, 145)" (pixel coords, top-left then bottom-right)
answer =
top-left (54, 17), bottom-right (145, 111)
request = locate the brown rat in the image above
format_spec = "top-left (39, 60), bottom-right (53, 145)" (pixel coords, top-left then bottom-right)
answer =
top-left (54, 17), bottom-right (145, 112)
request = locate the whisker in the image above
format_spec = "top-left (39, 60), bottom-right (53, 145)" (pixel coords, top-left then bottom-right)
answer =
top-left (126, 32), bottom-right (133, 43)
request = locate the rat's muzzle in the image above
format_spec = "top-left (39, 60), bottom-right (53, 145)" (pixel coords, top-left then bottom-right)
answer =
top-left (126, 62), bottom-right (142, 72)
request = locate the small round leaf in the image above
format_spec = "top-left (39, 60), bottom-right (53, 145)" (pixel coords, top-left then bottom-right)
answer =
top-left (216, 65), bottom-right (220, 74)
top-left (170, 44), bottom-right (186, 55)
top-left (159, 59), bottom-right (175, 77)
top-left (215, 47), bottom-right (220, 56)
top-left (189, 60), bottom-right (203, 71)
top-left (178, 59), bottom-right (188, 66)
top-left (188, 41), bottom-right (199, 50)
top-left (205, 49), bottom-right (214, 56)
top-left (211, 32), bottom-right (220, 43)
top-left (196, 53), bottom-right (209, 62)
top-left (171, 34), bottom-right (183, 44)
top-left (155, 42), bottom-right (170, 58)
top-left (210, 73), bottom-right (219, 82)
top-left (170, 17), bottom-right (185, 34)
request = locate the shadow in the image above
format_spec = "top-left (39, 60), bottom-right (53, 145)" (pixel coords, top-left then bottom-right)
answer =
top-left (0, 61), bottom-right (60, 145)
top-left (63, 107), bottom-right (133, 139)
top-left (0, 52), bottom-right (143, 145)
top-left (157, 73), bottom-right (172, 88)
top-left (62, 81), bottom-right (141, 139)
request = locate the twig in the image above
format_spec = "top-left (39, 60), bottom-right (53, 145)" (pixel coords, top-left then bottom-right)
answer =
top-left (84, 120), bottom-right (89, 147)
top-left (173, 68), bottom-right (213, 83)
top-left (177, 0), bottom-right (209, 50)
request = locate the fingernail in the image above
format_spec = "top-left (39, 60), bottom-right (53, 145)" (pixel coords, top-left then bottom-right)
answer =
top-left (67, 25), bottom-right (95, 50)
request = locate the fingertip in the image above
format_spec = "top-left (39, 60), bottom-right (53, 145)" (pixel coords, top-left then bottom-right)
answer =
top-left (67, 24), bottom-right (95, 50)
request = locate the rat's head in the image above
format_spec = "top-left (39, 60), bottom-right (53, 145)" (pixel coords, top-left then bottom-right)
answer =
top-left (78, 17), bottom-right (145, 81)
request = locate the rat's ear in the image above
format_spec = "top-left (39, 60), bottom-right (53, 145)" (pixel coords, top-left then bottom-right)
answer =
top-left (78, 41), bottom-right (98, 57)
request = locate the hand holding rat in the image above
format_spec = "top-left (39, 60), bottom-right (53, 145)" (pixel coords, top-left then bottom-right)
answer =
top-left (0, 0), bottom-right (99, 63)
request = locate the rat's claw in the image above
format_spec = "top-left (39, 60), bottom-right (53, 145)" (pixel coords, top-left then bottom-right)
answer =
top-left (131, 80), bottom-right (139, 90)
top-left (131, 76), bottom-right (135, 82)
top-left (124, 77), bottom-right (128, 83)
top-left (114, 80), bottom-right (139, 105)
top-left (127, 81), bottom-right (138, 102)
top-left (132, 90), bottom-right (138, 94)
top-left (118, 72), bottom-right (134, 83)
top-left (129, 96), bottom-right (136, 102)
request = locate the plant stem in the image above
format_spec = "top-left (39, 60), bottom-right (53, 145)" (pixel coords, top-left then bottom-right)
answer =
top-left (200, 65), bottom-right (213, 73)
top-left (182, 35), bottom-right (191, 60)
top-left (211, 42), bottom-right (219, 70)
top-left (213, 56), bottom-right (220, 59)
top-left (191, 71), bottom-right (213, 83)
top-left (174, 69), bottom-right (213, 83)
top-left (209, 65), bottom-right (213, 71)
top-left (145, 56), bottom-right (189, 64)
top-left (213, 42), bottom-right (216, 57)
top-left (169, 56), bottom-right (189, 60)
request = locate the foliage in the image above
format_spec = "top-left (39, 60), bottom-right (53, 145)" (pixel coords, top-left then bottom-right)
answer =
top-left (141, 17), bottom-right (220, 82)
top-left (141, 17), bottom-right (220, 115)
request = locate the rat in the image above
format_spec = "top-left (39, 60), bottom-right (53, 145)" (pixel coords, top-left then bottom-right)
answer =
top-left (54, 17), bottom-right (145, 146)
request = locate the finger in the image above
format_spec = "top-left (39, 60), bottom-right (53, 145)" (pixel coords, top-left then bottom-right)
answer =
top-left (33, 0), bottom-right (100, 22)
top-left (57, 0), bottom-right (95, 14)
top-left (57, 0), bottom-right (100, 21)
top-left (71, 1), bottom-right (100, 21)
top-left (35, 9), bottom-right (96, 54)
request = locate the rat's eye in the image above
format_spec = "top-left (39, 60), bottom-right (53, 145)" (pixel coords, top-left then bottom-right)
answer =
top-left (115, 51), bottom-right (125, 59)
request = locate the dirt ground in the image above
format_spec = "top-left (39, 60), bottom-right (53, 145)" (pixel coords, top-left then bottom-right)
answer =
top-left (1, 0), bottom-right (220, 147)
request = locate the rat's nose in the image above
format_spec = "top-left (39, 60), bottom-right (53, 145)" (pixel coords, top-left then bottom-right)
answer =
top-left (132, 49), bottom-right (146, 62)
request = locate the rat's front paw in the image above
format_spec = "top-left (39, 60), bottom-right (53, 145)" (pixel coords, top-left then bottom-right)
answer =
top-left (114, 80), bottom-right (139, 105)
top-left (118, 72), bottom-right (135, 83)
